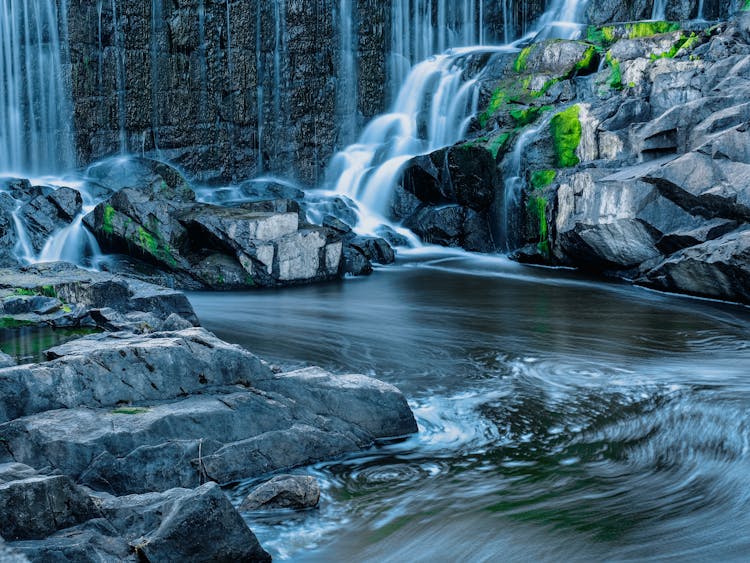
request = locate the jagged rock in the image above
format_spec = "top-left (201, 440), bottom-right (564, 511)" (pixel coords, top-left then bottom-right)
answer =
top-left (0, 328), bottom-right (270, 423)
top-left (0, 262), bottom-right (199, 331)
top-left (100, 483), bottom-right (271, 563)
top-left (639, 228), bottom-right (750, 303)
top-left (0, 353), bottom-right (416, 494)
top-left (348, 236), bottom-right (396, 265)
top-left (240, 475), bottom-right (320, 511)
top-left (0, 470), bottom-right (98, 541)
top-left (0, 193), bottom-right (20, 268)
top-left (18, 187), bottom-right (83, 253)
top-left (343, 245), bottom-right (373, 276)
top-left (0, 351), bottom-right (15, 368)
top-left (238, 179), bottom-right (306, 202)
top-left (85, 159), bottom-right (345, 289)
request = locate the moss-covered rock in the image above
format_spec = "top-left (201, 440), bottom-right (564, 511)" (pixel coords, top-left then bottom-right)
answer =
top-left (550, 105), bottom-right (582, 168)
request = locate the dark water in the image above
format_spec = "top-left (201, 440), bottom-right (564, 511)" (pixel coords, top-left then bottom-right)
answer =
top-left (189, 250), bottom-right (750, 562)
top-left (0, 326), bottom-right (99, 364)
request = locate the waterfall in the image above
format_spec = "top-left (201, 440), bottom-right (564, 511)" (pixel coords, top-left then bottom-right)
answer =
top-left (150, 0), bottom-right (164, 157)
top-left (329, 0), bottom-right (589, 241)
top-left (111, 0), bottom-right (127, 154)
top-left (255, 0), bottom-right (264, 174)
top-left (388, 0), bottom-right (485, 101)
top-left (336, 0), bottom-right (358, 146)
top-left (697, 0), bottom-right (705, 20)
top-left (652, 0), bottom-right (667, 20)
top-left (0, 0), bottom-right (75, 175)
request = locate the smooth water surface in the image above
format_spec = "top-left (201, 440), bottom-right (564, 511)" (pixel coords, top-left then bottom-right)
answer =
top-left (189, 251), bottom-right (750, 562)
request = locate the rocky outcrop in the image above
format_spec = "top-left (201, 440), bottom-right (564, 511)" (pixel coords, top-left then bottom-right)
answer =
top-left (0, 263), bottom-right (418, 558)
top-left (409, 10), bottom-right (750, 305)
top-left (240, 474), bottom-right (321, 511)
top-left (82, 158), bottom-right (345, 289)
top-left (0, 262), bottom-right (198, 331)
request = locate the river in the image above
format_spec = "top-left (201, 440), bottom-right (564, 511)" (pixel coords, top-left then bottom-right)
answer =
top-left (189, 250), bottom-right (750, 562)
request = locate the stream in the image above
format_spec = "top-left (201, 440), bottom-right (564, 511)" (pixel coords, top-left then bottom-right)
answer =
top-left (189, 250), bottom-right (750, 562)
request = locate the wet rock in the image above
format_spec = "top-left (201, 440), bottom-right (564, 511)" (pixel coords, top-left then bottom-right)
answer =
top-left (343, 245), bottom-right (373, 276)
top-left (0, 351), bottom-right (15, 368)
top-left (0, 470), bottom-right (98, 541)
top-left (640, 228), bottom-right (750, 303)
top-left (322, 215), bottom-right (353, 234)
top-left (376, 225), bottom-right (411, 248)
top-left (0, 328), bottom-right (269, 423)
top-left (348, 236), bottom-right (395, 265)
top-left (0, 262), bottom-right (199, 330)
top-left (19, 188), bottom-right (83, 253)
top-left (0, 361), bottom-right (417, 494)
top-left (0, 193), bottom-right (20, 267)
top-left (101, 483), bottom-right (271, 563)
top-left (240, 475), bottom-right (320, 511)
top-left (0, 538), bottom-right (29, 562)
top-left (238, 179), bottom-right (305, 202)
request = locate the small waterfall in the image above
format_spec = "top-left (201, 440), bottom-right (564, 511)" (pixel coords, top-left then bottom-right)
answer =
top-left (327, 50), bottom-right (488, 234)
top-left (328, 0), bottom-right (589, 242)
top-left (652, 0), bottom-right (667, 20)
top-left (150, 0), bottom-right (164, 157)
top-left (337, 0), bottom-right (358, 146)
top-left (0, 0), bottom-right (75, 175)
top-left (255, 0), bottom-right (264, 174)
top-left (500, 116), bottom-right (553, 250)
top-left (697, 0), bottom-right (705, 20)
top-left (388, 0), bottom-right (485, 101)
top-left (111, 0), bottom-right (127, 154)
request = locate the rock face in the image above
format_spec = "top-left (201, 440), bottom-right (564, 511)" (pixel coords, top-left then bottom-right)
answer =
top-left (240, 475), bottom-right (321, 511)
top-left (411, 10), bottom-right (750, 305)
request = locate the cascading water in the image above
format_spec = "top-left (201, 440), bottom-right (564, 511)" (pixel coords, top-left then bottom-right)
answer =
top-left (0, 0), bottom-right (75, 175)
top-left (652, 0), bottom-right (667, 20)
top-left (336, 0), bottom-right (358, 146)
top-left (328, 0), bottom-right (589, 243)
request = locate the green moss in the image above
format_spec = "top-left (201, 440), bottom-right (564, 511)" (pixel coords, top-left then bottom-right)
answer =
top-left (531, 78), bottom-right (559, 98)
top-left (62, 304), bottom-right (72, 313)
top-left (510, 106), bottom-right (549, 127)
top-left (245, 275), bottom-right (255, 287)
top-left (488, 132), bottom-right (512, 160)
top-left (479, 88), bottom-right (508, 126)
top-left (650, 32), bottom-right (701, 60)
top-left (514, 46), bottom-right (534, 73)
top-left (575, 45), bottom-right (598, 73)
top-left (744, 0), bottom-right (750, 11)
top-left (528, 196), bottom-right (550, 257)
top-left (102, 205), bottom-right (116, 235)
top-left (586, 25), bottom-right (616, 47)
top-left (550, 105), bottom-right (582, 168)
top-left (112, 407), bottom-right (150, 415)
top-left (40, 285), bottom-right (56, 298)
top-left (626, 21), bottom-right (680, 39)
top-left (530, 170), bottom-right (557, 190)
top-left (135, 227), bottom-right (177, 267)
top-left (605, 51), bottom-right (623, 90)
top-left (13, 288), bottom-right (36, 296)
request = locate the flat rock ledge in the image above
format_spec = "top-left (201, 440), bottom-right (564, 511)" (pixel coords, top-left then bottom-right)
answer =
top-left (0, 266), bottom-right (417, 561)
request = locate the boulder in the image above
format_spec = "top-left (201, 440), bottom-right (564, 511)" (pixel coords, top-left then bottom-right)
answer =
top-left (0, 351), bottom-right (14, 368)
top-left (0, 328), bottom-right (270, 423)
top-left (639, 227), bottom-right (750, 303)
top-left (0, 193), bottom-right (20, 268)
top-left (0, 262), bottom-right (199, 331)
top-left (240, 474), bottom-right (320, 511)
top-left (0, 470), bottom-right (98, 541)
top-left (101, 483), bottom-right (271, 563)
top-left (19, 188), bottom-right (83, 253)
top-left (0, 361), bottom-right (416, 494)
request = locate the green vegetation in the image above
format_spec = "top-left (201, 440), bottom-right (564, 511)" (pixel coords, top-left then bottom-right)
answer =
top-left (112, 407), bottom-right (150, 415)
top-left (528, 196), bottom-right (550, 257)
top-left (744, 0), bottom-right (750, 11)
top-left (550, 105), bottom-right (582, 168)
top-left (487, 132), bottom-right (512, 160)
top-left (626, 21), bottom-right (680, 39)
top-left (510, 105), bottom-right (552, 128)
top-left (514, 46), bottom-right (534, 73)
top-left (135, 227), bottom-right (177, 267)
top-left (530, 170), bottom-right (557, 190)
top-left (102, 204), bottom-right (116, 235)
top-left (605, 51), bottom-right (623, 90)
top-left (575, 45), bottom-right (598, 73)
top-left (586, 25), bottom-right (616, 47)
top-left (650, 32), bottom-right (702, 61)
top-left (13, 288), bottom-right (37, 296)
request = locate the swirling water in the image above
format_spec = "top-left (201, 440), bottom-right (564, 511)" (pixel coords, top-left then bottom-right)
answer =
top-left (189, 252), bottom-right (750, 562)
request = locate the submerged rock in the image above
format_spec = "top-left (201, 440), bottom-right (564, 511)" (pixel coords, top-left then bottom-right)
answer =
top-left (240, 474), bottom-right (321, 511)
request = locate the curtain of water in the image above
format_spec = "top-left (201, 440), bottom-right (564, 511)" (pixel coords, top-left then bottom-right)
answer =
top-left (0, 0), bottom-right (75, 175)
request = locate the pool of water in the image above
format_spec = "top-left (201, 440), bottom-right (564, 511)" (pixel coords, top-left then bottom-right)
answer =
top-left (0, 325), bottom-right (99, 364)
top-left (189, 250), bottom-right (750, 562)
